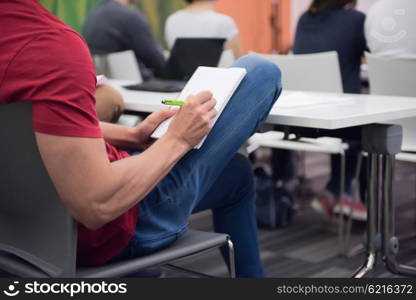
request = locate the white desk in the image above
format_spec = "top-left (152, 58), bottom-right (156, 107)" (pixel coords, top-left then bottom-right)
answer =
top-left (108, 79), bottom-right (416, 278)
top-left (108, 80), bottom-right (416, 129)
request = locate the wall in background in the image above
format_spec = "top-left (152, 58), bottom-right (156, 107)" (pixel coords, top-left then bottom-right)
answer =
top-left (214, 0), bottom-right (292, 54)
top-left (39, 0), bottom-right (380, 56)
top-left (215, 0), bottom-right (275, 54)
top-left (39, 0), bottom-right (291, 54)
top-left (39, 0), bottom-right (278, 53)
top-left (276, 0), bottom-right (293, 54)
top-left (137, 0), bottom-right (186, 47)
top-left (39, 0), bottom-right (186, 44)
top-left (39, 0), bottom-right (101, 33)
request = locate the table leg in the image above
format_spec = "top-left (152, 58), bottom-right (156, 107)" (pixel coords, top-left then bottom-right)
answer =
top-left (353, 153), bottom-right (380, 278)
top-left (383, 155), bottom-right (416, 276)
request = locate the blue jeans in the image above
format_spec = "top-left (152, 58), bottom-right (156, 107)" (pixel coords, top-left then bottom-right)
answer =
top-left (117, 55), bottom-right (282, 277)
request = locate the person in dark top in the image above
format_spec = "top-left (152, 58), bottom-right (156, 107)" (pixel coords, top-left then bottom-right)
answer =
top-left (83, 0), bottom-right (166, 80)
top-left (293, 0), bottom-right (367, 93)
top-left (272, 0), bottom-right (368, 221)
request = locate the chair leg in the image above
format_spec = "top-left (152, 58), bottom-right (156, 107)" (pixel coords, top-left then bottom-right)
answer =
top-left (227, 237), bottom-right (236, 278)
top-left (164, 238), bottom-right (236, 278)
top-left (344, 151), bottom-right (365, 257)
top-left (383, 155), bottom-right (416, 276)
top-left (337, 151), bottom-right (346, 255)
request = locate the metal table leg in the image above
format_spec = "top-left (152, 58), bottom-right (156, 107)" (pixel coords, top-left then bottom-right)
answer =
top-left (353, 153), bottom-right (379, 277)
top-left (353, 124), bottom-right (416, 278)
top-left (382, 155), bottom-right (416, 276)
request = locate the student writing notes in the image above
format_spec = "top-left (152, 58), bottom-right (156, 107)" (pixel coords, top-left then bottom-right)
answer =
top-left (152, 66), bottom-right (247, 148)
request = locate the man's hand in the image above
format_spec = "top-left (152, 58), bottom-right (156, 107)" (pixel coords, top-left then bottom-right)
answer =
top-left (101, 91), bottom-right (217, 151)
top-left (134, 108), bottom-right (178, 150)
top-left (166, 91), bottom-right (218, 149)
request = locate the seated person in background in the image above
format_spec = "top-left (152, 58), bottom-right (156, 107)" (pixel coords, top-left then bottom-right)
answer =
top-left (83, 0), bottom-right (166, 81)
top-left (1, 0), bottom-right (282, 278)
top-left (365, 0), bottom-right (416, 58)
top-left (165, 0), bottom-right (243, 59)
top-left (272, 0), bottom-right (368, 221)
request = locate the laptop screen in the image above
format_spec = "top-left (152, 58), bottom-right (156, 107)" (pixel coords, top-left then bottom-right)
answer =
top-left (161, 38), bottom-right (226, 81)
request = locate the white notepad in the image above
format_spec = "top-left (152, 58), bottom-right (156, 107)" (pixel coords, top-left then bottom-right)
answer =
top-left (151, 66), bottom-right (247, 149)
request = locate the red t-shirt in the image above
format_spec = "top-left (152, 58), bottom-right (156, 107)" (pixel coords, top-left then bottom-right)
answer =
top-left (0, 0), bottom-right (138, 266)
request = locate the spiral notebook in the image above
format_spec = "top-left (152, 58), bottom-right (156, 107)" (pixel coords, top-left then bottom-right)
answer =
top-left (151, 66), bottom-right (247, 149)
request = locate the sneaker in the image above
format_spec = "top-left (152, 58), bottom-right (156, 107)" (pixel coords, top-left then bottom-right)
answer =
top-left (333, 195), bottom-right (367, 222)
top-left (311, 191), bottom-right (335, 217)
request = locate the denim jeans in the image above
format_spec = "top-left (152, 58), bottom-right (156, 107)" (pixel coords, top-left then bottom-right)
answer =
top-left (117, 54), bottom-right (282, 278)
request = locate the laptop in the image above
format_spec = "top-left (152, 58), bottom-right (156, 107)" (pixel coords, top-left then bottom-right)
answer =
top-left (124, 38), bottom-right (226, 93)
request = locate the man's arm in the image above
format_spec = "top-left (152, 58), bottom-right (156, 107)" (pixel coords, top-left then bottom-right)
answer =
top-left (99, 108), bottom-right (177, 150)
top-left (36, 92), bottom-right (217, 230)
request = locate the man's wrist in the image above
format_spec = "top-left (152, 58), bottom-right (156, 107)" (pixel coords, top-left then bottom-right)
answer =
top-left (162, 133), bottom-right (191, 156)
top-left (128, 126), bottom-right (144, 149)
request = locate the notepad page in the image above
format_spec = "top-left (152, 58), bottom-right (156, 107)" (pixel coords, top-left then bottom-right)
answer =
top-left (151, 66), bottom-right (247, 149)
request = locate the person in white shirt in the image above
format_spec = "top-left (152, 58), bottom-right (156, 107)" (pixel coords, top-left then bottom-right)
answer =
top-left (165, 0), bottom-right (242, 59)
top-left (365, 0), bottom-right (416, 58)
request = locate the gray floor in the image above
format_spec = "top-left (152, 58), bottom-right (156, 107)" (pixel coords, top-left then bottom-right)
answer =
top-left (165, 153), bottom-right (416, 278)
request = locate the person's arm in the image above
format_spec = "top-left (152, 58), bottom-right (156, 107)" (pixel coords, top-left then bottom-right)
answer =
top-left (353, 12), bottom-right (369, 56)
top-left (99, 108), bottom-right (178, 150)
top-left (126, 11), bottom-right (166, 76)
top-left (225, 34), bottom-right (243, 59)
top-left (221, 16), bottom-right (242, 59)
top-left (36, 92), bottom-right (217, 231)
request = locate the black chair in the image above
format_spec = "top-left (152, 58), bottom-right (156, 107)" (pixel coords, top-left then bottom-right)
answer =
top-left (0, 102), bottom-right (235, 278)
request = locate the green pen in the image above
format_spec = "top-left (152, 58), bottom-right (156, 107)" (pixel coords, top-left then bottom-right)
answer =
top-left (161, 99), bottom-right (186, 106)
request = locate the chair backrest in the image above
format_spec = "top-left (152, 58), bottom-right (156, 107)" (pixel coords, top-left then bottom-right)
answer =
top-left (218, 50), bottom-right (236, 68)
top-left (366, 53), bottom-right (416, 97)
top-left (94, 50), bottom-right (143, 82)
top-left (366, 53), bottom-right (416, 150)
top-left (0, 102), bottom-right (77, 277)
top-left (255, 51), bottom-right (343, 93)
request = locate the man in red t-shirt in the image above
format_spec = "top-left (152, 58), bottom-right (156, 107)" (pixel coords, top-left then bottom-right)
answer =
top-left (0, 0), bottom-right (282, 277)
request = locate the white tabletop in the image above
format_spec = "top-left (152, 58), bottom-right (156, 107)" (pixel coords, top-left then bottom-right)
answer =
top-left (108, 80), bottom-right (416, 130)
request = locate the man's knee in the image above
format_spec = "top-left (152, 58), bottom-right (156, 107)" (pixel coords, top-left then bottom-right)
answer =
top-left (95, 85), bottom-right (125, 123)
top-left (234, 54), bottom-right (282, 92)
